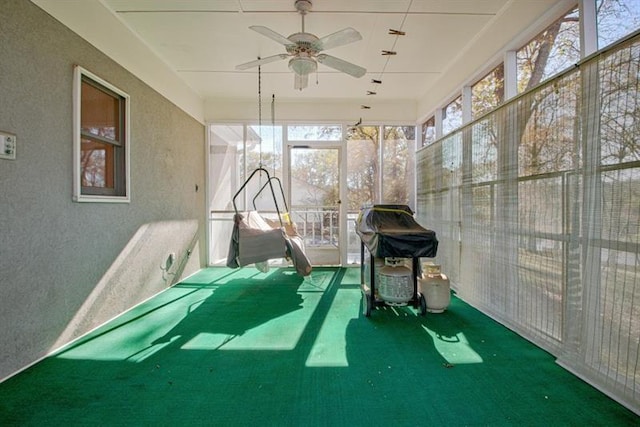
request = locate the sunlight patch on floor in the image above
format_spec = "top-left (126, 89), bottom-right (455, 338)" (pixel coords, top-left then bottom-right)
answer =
top-left (305, 288), bottom-right (360, 367)
top-left (422, 326), bottom-right (483, 364)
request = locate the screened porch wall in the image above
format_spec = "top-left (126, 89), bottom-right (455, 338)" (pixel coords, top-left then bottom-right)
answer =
top-left (416, 33), bottom-right (640, 412)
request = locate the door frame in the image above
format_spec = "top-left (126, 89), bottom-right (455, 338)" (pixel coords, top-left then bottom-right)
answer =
top-left (284, 139), bottom-right (347, 265)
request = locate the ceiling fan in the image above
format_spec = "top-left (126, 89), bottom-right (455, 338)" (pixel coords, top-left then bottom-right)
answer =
top-left (235, 0), bottom-right (366, 90)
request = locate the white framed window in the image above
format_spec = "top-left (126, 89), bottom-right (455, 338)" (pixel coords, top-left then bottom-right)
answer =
top-left (73, 66), bottom-right (130, 202)
top-left (442, 96), bottom-right (463, 136)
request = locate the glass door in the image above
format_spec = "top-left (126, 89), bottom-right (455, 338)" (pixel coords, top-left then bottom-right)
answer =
top-left (288, 145), bottom-right (341, 265)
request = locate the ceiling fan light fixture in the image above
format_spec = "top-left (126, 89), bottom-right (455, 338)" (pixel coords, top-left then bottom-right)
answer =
top-left (289, 57), bottom-right (317, 75)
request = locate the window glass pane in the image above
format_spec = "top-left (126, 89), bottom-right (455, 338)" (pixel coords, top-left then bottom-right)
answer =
top-left (421, 116), bottom-right (436, 147)
top-left (81, 80), bottom-right (119, 143)
top-left (442, 133), bottom-right (463, 188)
top-left (597, 0), bottom-right (640, 49)
top-left (209, 124), bottom-right (244, 211)
top-left (517, 6), bottom-right (580, 93)
top-left (288, 125), bottom-right (342, 141)
top-left (236, 125), bottom-right (282, 210)
top-left (472, 64), bottom-right (504, 119)
top-left (81, 137), bottom-right (114, 189)
top-left (518, 71), bottom-right (581, 177)
top-left (290, 148), bottom-right (339, 206)
top-left (599, 38), bottom-right (640, 165)
top-left (246, 125), bottom-right (282, 176)
top-left (346, 126), bottom-right (378, 209)
top-left (416, 146), bottom-right (437, 194)
top-left (382, 126), bottom-right (414, 205)
top-left (442, 96), bottom-right (462, 135)
top-left (472, 116), bottom-right (500, 183)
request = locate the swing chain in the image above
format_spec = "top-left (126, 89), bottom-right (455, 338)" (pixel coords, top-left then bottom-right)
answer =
top-left (271, 94), bottom-right (276, 177)
top-left (258, 63), bottom-right (263, 168)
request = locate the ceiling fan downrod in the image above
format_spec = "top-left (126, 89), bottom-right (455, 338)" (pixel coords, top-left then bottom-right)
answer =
top-left (295, 0), bottom-right (312, 32)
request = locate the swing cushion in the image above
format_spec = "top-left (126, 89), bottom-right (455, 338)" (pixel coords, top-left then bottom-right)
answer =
top-left (227, 211), bottom-right (287, 267)
top-left (285, 234), bottom-right (312, 276)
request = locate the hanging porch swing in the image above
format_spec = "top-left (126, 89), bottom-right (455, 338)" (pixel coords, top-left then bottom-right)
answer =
top-left (226, 67), bottom-right (312, 276)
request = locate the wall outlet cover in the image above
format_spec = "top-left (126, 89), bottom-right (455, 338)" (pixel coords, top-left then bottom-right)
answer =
top-left (0, 132), bottom-right (17, 160)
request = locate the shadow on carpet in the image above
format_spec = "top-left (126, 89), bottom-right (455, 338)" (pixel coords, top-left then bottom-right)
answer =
top-left (0, 267), bottom-right (636, 426)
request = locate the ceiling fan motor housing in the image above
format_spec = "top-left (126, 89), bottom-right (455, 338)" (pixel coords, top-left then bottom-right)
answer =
top-left (286, 32), bottom-right (320, 56)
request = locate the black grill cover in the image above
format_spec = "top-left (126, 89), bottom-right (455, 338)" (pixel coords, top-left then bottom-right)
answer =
top-left (356, 205), bottom-right (438, 258)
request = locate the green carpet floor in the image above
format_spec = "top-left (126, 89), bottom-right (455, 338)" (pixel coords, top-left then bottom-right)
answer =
top-left (0, 267), bottom-right (637, 426)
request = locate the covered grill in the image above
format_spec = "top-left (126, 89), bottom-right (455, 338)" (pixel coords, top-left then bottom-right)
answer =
top-left (356, 205), bottom-right (438, 316)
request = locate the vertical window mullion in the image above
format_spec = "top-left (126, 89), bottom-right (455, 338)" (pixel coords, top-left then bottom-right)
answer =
top-left (580, 0), bottom-right (598, 57)
top-left (504, 50), bottom-right (518, 101)
top-left (378, 125), bottom-right (383, 203)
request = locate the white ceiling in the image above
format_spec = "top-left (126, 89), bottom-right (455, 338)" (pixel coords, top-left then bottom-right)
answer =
top-left (103, 0), bottom-right (508, 102)
top-left (32, 0), bottom-right (571, 121)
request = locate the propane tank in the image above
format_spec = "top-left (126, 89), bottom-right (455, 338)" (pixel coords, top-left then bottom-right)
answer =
top-left (419, 263), bottom-right (451, 313)
top-left (378, 257), bottom-right (413, 304)
top-left (365, 257), bottom-right (385, 291)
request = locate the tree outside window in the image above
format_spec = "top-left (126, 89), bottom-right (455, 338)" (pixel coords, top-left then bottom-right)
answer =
top-left (421, 116), bottom-right (436, 147)
top-left (472, 64), bottom-right (504, 119)
top-left (442, 96), bottom-right (463, 135)
top-left (597, 0), bottom-right (640, 49)
top-left (516, 6), bottom-right (580, 93)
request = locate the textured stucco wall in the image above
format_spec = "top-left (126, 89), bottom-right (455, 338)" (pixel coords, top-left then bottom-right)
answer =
top-left (0, 1), bottom-right (206, 379)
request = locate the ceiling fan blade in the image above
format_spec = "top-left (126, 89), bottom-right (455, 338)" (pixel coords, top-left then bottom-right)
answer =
top-left (249, 25), bottom-right (294, 46)
top-left (314, 27), bottom-right (362, 51)
top-left (294, 73), bottom-right (309, 91)
top-left (316, 54), bottom-right (366, 78)
top-left (235, 54), bottom-right (289, 70)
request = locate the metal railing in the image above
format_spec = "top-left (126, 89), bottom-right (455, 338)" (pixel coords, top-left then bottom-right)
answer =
top-left (209, 207), bottom-right (363, 266)
top-left (290, 205), bottom-right (338, 247)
